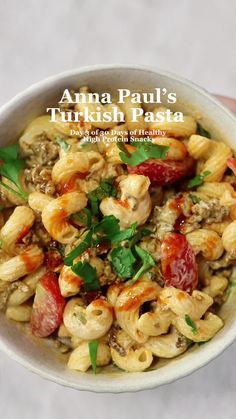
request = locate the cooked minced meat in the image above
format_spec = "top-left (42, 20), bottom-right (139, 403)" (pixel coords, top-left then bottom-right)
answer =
top-left (189, 199), bottom-right (229, 225)
top-left (99, 260), bottom-right (119, 286)
top-left (23, 134), bottom-right (59, 167)
top-left (0, 281), bottom-right (21, 310)
top-left (139, 237), bottom-right (161, 262)
top-left (25, 165), bottom-right (56, 196)
top-left (108, 326), bottom-right (126, 356)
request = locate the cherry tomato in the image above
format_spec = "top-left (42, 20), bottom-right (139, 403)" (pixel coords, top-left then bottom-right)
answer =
top-left (128, 157), bottom-right (194, 185)
top-left (31, 272), bottom-right (65, 337)
top-left (161, 232), bottom-right (198, 292)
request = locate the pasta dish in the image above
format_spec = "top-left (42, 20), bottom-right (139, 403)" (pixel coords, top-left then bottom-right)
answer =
top-left (0, 86), bottom-right (235, 374)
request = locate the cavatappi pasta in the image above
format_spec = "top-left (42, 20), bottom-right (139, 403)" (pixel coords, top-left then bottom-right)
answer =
top-left (0, 86), bottom-right (236, 374)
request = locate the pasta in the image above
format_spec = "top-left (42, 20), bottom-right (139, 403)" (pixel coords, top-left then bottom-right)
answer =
top-left (100, 174), bottom-right (152, 228)
top-left (0, 85), bottom-right (235, 375)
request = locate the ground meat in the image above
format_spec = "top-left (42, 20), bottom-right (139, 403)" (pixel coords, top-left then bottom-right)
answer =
top-left (108, 326), bottom-right (126, 356)
top-left (25, 165), bottom-right (56, 196)
top-left (176, 335), bottom-right (189, 348)
top-left (99, 261), bottom-right (119, 286)
top-left (139, 237), bottom-right (161, 261)
top-left (0, 281), bottom-right (21, 310)
top-left (189, 199), bottom-right (229, 225)
top-left (24, 134), bottom-right (59, 167)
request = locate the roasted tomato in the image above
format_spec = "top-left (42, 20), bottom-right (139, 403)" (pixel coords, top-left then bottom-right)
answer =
top-left (31, 272), bottom-right (65, 337)
top-left (128, 157), bottom-right (194, 185)
top-left (161, 232), bottom-right (198, 292)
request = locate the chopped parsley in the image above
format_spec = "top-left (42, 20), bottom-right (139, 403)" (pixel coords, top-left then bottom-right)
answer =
top-left (88, 179), bottom-right (117, 215)
top-left (184, 314), bottom-right (197, 335)
top-left (110, 247), bottom-right (136, 279)
top-left (187, 171), bottom-right (211, 189)
top-left (0, 144), bottom-right (28, 201)
top-left (88, 339), bottom-right (99, 374)
top-left (128, 228), bottom-right (152, 248)
top-left (71, 260), bottom-right (100, 291)
top-left (131, 245), bottom-right (155, 282)
top-left (64, 231), bottom-right (93, 266)
top-left (196, 123), bottom-right (211, 139)
top-left (71, 208), bottom-right (92, 228)
top-left (64, 215), bottom-right (139, 266)
top-left (55, 137), bottom-right (70, 151)
top-left (96, 216), bottom-right (137, 244)
top-left (117, 140), bottom-right (169, 166)
top-left (189, 194), bottom-right (201, 204)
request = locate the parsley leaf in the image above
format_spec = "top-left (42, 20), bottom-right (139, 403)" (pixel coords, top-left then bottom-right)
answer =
top-left (88, 339), bottom-right (99, 374)
top-left (187, 170), bottom-right (211, 189)
top-left (189, 194), bottom-right (201, 204)
top-left (184, 314), bottom-right (197, 335)
top-left (88, 179), bottom-right (116, 215)
top-left (110, 247), bottom-right (136, 279)
top-left (55, 137), bottom-right (70, 151)
top-left (64, 231), bottom-right (93, 266)
top-left (196, 123), bottom-right (211, 139)
top-left (71, 260), bottom-right (100, 291)
top-left (96, 216), bottom-right (138, 244)
top-left (0, 144), bottom-right (28, 200)
top-left (0, 144), bottom-right (19, 160)
top-left (117, 140), bottom-right (169, 166)
top-left (128, 228), bottom-right (152, 248)
top-left (131, 245), bottom-right (155, 282)
top-left (71, 208), bottom-right (92, 228)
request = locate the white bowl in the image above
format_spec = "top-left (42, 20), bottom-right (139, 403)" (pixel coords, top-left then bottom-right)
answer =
top-left (0, 65), bottom-right (236, 393)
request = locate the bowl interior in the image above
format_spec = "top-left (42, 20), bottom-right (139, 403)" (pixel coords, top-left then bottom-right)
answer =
top-left (0, 65), bottom-right (236, 392)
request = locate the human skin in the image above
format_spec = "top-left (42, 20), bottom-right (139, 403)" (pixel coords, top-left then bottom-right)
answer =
top-left (215, 95), bottom-right (236, 113)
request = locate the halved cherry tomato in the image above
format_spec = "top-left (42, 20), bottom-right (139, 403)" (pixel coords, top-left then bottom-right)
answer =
top-left (128, 157), bottom-right (194, 185)
top-left (31, 272), bottom-right (65, 337)
top-left (161, 232), bottom-right (198, 292)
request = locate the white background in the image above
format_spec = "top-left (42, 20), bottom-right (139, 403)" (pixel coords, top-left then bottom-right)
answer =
top-left (0, 1), bottom-right (236, 418)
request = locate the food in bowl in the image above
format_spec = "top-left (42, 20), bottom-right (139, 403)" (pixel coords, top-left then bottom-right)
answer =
top-left (0, 85), bottom-right (236, 374)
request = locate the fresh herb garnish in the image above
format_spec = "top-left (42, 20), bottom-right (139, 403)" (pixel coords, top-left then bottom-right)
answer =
top-left (184, 314), bottom-right (197, 335)
top-left (187, 171), bottom-right (211, 189)
top-left (88, 179), bottom-right (117, 215)
top-left (71, 208), bottom-right (92, 228)
top-left (71, 260), bottom-right (100, 291)
top-left (225, 277), bottom-right (236, 297)
top-left (96, 215), bottom-right (138, 244)
top-left (117, 140), bottom-right (169, 167)
top-left (196, 123), bottom-right (211, 139)
top-left (189, 194), bottom-right (201, 204)
top-left (128, 228), bottom-right (152, 248)
top-left (55, 137), bottom-right (70, 151)
top-left (0, 144), bottom-right (19, 160)
top-left (88, 339), bottom-right (99, 374)
top-left (0, 144), bottom-right (27, 200)
top-left (64, 231), bottom-right (93, 266)
top-left (131, 245), bottom-right (155, 282)
top-left (0, 204), bottom-right (5, 211)
top-left (110, 247), bottom-right (136, 279)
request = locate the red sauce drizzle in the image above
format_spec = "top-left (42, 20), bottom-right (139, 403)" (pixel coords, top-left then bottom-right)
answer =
top-left (15, 226), bottom-right (30, 244)
top-left (59, 172), bottom-right (88, 194)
